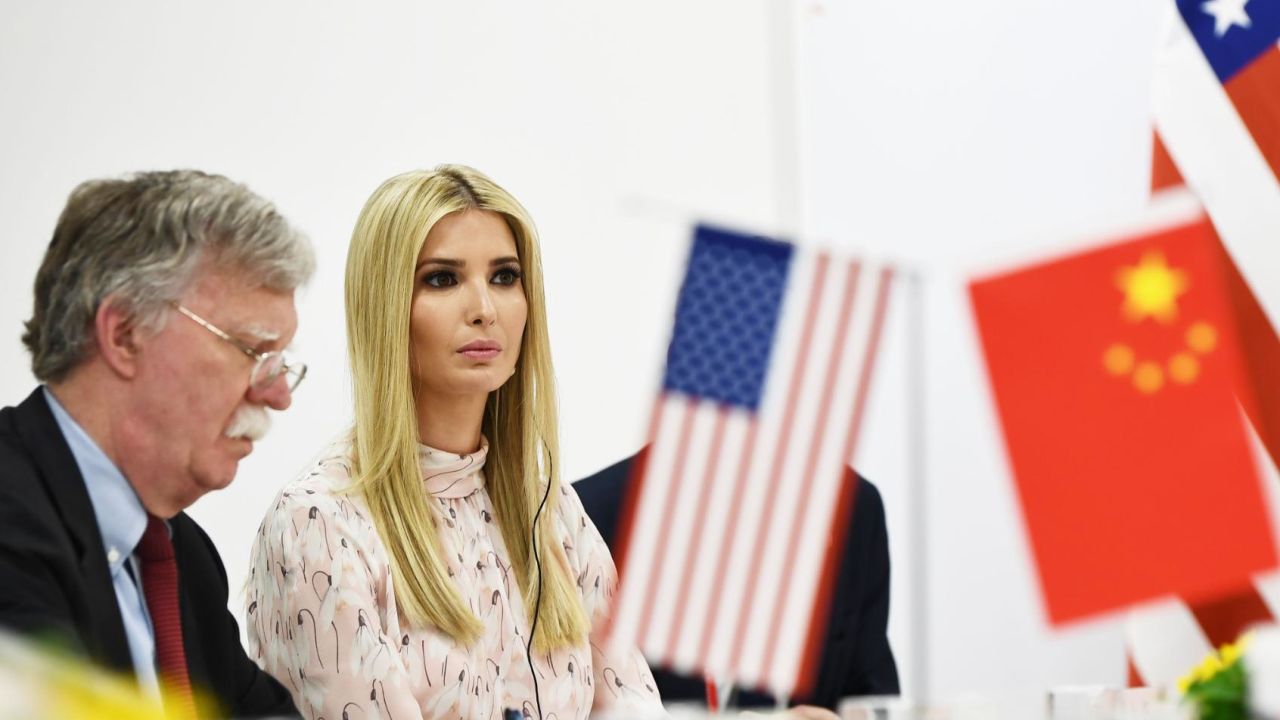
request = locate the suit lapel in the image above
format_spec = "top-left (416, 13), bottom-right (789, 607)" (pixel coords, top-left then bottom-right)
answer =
top-left (11, 388), bottom-right (134, 673)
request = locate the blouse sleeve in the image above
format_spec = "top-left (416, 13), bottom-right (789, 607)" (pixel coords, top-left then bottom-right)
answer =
top-left (245, 486), bottom-right (424, 720)
top-left (556, 485), bottom-right (666, 717)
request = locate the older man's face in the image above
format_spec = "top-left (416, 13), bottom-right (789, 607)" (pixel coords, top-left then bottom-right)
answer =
top-left (124, 269), bottom-right (298, 516)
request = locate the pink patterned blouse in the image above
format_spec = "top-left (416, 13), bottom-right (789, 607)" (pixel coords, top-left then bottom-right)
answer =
top-left (244, 438), bottom-right (664, 720)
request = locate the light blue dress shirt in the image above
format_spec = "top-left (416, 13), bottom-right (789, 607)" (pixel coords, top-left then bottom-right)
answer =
top-left (43, 387), bottom-right (160, 700)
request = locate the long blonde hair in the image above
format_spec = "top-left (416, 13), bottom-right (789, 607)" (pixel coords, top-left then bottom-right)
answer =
top-left (344, 165), bottom-right (587, 649)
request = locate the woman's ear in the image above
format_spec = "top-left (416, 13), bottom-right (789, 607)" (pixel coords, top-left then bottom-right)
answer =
top-left (94, 296), bottom-right (142, 379)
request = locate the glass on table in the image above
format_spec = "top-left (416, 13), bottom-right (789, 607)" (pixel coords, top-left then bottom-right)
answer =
top-left (1047, 686), bottom-right (1189, 720)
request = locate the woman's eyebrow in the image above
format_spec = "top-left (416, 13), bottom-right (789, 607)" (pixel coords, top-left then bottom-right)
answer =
top-left (416, 257), bottom-right (464, 271)
top-left (415, 256), bottom-right (520, 271)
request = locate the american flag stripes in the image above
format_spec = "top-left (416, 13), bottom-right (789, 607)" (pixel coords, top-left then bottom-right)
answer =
top-left (1123, 141), bottom-right (1280, 686)
top-left (608, 225), bottom-right (893, 698)
top-left (1153, 0), bottom-right (1280, 322)
top-left (1126, 0), bottom-right (1280, 683)
top-left (1174, 0), bottom-right (1280, 181)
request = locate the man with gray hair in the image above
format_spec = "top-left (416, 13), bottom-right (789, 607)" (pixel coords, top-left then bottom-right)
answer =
top-left (0, 170), bottom-right (312, 718)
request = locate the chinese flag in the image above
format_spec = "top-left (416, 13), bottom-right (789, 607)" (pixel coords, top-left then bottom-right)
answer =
top-left (1121, 136), bottom-right (1280, 688)
top-left (970, 213), bottom-right (1278, 625)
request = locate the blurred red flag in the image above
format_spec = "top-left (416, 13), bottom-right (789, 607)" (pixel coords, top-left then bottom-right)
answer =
top-left (1153, 133), bottom-right (1280, 485)
top-left (1122, 138), bottom-right (1280, 687)
top-left (970, 213), bottom-right (1278, 625)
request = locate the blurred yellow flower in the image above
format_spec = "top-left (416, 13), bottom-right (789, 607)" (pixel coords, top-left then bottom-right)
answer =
top-left (1219, 634), bottom-right (1251, 665)
top-left (0, 631), bottom-right (167, 720)
top-left (1176, 632), bottom-right (1252, 695)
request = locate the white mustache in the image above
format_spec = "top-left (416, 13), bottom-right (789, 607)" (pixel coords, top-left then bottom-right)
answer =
top-left (224, 404), bottom-right (271, 442)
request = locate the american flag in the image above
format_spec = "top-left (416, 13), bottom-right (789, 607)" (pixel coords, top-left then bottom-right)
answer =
top-left (1128, 0), bottom-right (1280, 686)
top-left (1123, 157), bottom-right (1280, 686)
top-left (607, 225), bottom-right (893, 698)
top-left (1152, 0), bottom-right (1280, 319)
top-left (1122, 149), bottom-right (1280, 685)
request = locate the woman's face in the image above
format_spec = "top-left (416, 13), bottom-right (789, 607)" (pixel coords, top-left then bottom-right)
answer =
top-left (409, 209), bottom-right (527, 403)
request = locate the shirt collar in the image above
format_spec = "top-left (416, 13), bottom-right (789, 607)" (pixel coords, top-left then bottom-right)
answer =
top-left (42, 387), bottom-right (148, 576)
top-left (418, 436), bottom-right (488, 499)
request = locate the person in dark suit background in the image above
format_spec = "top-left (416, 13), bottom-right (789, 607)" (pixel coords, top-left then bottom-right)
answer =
top-left (0, 170), bottom-right (312, 718)
top-left (574, 448), bottom-right (900, 711)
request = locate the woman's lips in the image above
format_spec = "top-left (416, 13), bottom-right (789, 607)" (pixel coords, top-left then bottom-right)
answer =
top-left (458, 340), bottom-right (501, 360)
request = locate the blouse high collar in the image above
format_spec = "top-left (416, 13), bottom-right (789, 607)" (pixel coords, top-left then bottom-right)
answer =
top-left (418, 437), bottom-right (488, 499)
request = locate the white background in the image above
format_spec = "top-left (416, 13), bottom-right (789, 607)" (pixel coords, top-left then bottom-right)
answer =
top-left (4, 0), bottom-right (1268, 704)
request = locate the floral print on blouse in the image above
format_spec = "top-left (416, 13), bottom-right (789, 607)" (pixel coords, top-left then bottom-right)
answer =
top-left (245, 438), bottom-right (663, 720)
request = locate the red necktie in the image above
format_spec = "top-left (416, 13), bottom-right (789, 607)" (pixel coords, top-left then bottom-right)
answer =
top-left (137, 515), bottom-right (197, 719)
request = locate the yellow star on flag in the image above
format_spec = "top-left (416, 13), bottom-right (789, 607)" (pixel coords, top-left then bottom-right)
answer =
top-left (1115, 252), bottom-right (1189, 324)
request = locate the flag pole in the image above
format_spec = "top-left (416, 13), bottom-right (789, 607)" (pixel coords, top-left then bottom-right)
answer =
top-left (906, 269), bottom-right (930, 704)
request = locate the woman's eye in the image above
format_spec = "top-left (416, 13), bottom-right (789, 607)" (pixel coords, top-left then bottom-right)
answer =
top-left (423, 271), bottom-right (457, 288)
top-left (492, 267), bottom-right (522, 286)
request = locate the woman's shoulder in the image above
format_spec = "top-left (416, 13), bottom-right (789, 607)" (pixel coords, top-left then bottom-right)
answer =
top-left (552, 478), bottom-right (593, 537)
top-left (266, 439), bottom-right (368, 521)
top-left (549, 478), bottom-right (622, 623)
top-left (553, 480), bottom-right (612, 569)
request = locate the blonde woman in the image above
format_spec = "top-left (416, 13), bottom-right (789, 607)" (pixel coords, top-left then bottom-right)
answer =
top-left (245, 166), bottom-right (663, 719)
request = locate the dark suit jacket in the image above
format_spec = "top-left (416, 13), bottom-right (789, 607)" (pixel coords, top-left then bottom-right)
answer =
top-left (0, 388), bottom-right (296, 718)
top-left (574, 450), bottom-right (899, 710)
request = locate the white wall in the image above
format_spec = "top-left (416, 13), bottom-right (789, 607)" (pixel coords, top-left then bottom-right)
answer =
top-left (0, 0), bottom-right (1211, 705)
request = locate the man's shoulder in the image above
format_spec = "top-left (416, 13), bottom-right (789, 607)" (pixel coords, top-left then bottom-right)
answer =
top-left (168, 512), bottom-right (231, 571)
top-left (168, 512), bottom-right (233, 593)
top-left (0, 393), bottom-right (40, 466)
top-left (572, 452), bottom-right (889, 549)
top-left (169, 512), bottom-right (216, 550)
top-left (0, 393), bottom-right (66, 516)
top-left (571, 453), bottom-right (637, 547)
top-left (574, 451), bottom-right (880, 503)
top-left (0, 409), bottom-right (41, 485)
top-left (0, 387), bottom-right (64, 458)
top-left (573, 453), bottom-right (634, 503)
top-left (851, 473), bottom-right (885, 521)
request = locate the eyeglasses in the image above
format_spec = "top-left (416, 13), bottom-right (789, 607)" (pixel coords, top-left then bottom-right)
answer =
top-left (171, 304), bottom-right (308, 393)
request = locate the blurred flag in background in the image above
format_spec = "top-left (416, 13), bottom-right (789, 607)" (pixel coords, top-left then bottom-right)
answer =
top-left (1126, 139), bottom-right (1280, 688)
top-left (1126, 0), bottom-right (1280, 686)
top-left (969, 206), bottom-right (1278, 626)
top-left (608, 225), bottom-right (893, 698)
top-left (1153, 0), bottom-right (1280, 320)
top-left (1173, 0), bottom-right (1280, 183)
